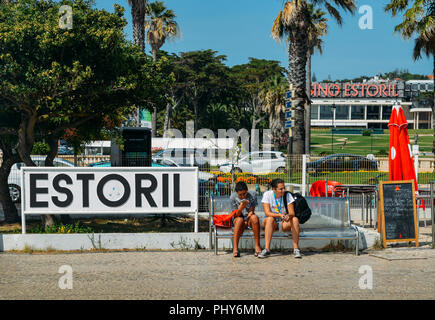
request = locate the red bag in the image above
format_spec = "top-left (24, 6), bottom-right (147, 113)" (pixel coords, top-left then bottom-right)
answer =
top-left (213, 210), bottom-right (237, 228)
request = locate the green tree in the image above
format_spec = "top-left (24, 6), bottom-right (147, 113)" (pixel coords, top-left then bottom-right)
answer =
top-left (272, 0), bottom-right (356, 154)
top-left (385, 0), bottom-right (435, 153)
top-left (232, 58), bottom-right (286, 131)
top-left (0, 0), bottom-right (169, 227)
top-left (178, 50), bottom-right (230, 132)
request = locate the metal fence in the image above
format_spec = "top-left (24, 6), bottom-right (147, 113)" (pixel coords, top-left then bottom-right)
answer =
top-left (2, 153), bottom-right (434, 216)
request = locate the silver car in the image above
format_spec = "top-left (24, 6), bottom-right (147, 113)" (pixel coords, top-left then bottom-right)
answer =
top-left (219, 151), bottom-right (287, 174)
top-left (8, 156), bottom-right (74, 203)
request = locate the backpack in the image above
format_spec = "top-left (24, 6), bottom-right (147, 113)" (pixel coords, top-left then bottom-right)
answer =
top-left (284, 191), bottom-right (312, 224)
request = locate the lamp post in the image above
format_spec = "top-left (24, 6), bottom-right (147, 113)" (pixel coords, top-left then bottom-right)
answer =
top-left (331, 102), bottom-right (336, 154)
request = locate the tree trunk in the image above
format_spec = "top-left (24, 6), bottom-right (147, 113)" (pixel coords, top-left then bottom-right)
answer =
top-left (288, 22), bottom-right (308, 155)
top-left (193, 100), bottom-right (199, 133)
top-left (17, 113), bottom-right (37, 167)
top-left (151, 47), bottom-right (157, 62)
top-left (432, 56), bottom-right (435, 154)
top-left (163, 102), bottom-right (173, 137)
top-left (0, 172), bottom-right (18, 223)
top-left (44, 136), bottom-right (71, 225)
top-left (131, 1), bottom-right (146, 53)
top-left (0, 142), bottom-right (20, 223)
top-left (152, 106), bottom-right (157, 137)
top-left (305, 52), bottom-right (312, 155)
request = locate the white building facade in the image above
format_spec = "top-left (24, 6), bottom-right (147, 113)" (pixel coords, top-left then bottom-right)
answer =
top-left (310, 80), bottom-right (433, 129)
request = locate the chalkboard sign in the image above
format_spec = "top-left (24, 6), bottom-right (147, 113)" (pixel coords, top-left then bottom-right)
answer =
top-left (379, 180), bottom-right (419, 248)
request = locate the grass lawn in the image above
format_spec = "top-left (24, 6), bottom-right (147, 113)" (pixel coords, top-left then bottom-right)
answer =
top-left (310, 130), bottom-right (433, 156)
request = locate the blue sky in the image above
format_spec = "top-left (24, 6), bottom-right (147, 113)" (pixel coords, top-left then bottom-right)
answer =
top-left (95, 0), bottom-right (433, 81)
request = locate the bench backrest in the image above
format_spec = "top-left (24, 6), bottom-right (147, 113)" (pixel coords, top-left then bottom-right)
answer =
top-left (211, 195), bottom-right (351, 229)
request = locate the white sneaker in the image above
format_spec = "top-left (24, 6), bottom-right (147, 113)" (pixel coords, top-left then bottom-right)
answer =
top-left (258, 249), bottom-right (271, 259)
top-left (293, 249), bottom-right (302, 259)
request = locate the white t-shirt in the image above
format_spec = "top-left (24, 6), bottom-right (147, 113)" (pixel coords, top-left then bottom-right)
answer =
top-left (261, 190), bottom-right (295, 215)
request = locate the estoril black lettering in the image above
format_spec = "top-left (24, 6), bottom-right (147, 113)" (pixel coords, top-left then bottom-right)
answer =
top-left (51, 174), bottom-right (73, 207)
top-left (135, 174), bottom-right (158, 207)
top-left (77, 174), bottom-right (95, 207)
top-left (30, 173), bottom-right (49, 208)
top-left (174, 174), bottom-right (191, 207)
top-left (27, 171), bottom-right (194, 209)
top-left (97, 174), bottom-right (131, 207)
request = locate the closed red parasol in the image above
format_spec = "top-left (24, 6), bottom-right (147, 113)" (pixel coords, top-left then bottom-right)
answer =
top-left (388, 104), bottom-right (418, 193)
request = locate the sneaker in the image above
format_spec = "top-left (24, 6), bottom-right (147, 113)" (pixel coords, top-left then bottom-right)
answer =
top-left (258, 249), bottom-right (271, 259)
top-left (293, 249), bottom-right (302, 259)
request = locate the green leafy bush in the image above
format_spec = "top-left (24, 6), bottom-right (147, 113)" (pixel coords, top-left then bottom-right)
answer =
top-left (31, 142), bottom-right (50, 155)
top-left (362, 129), bottom-right (372, 137)
top-left (376, 149), bottom-right (388, 156)
top-left (27, 221), bottom-right (94, 234)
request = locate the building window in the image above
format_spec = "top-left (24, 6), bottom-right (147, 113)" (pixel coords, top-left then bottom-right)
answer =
top-left (335, 105), bottom-right (349, 120)
top-left (351, 105), bottom-right (364, 120)
top-left (382, 105), bottom-right (392, 120)
top-left (311, 105), bottom-right (319, 120)
top-left (319, 105), bottom-right (333, 120)
top-left (367, 105), bottom-right (379, 120)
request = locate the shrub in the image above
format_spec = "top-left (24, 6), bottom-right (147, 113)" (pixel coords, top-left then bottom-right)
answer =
top-left (27, 221), bottom-right (94, 234)
top-left (362, 129), bottom-right (372, 137)
top-left (31, 142), bottom-right (50, 155)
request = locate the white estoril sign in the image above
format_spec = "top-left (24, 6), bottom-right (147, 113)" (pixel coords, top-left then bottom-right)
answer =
top-left (21, 167), bottom-right (199, 233)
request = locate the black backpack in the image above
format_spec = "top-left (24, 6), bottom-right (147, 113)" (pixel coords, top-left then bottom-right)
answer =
top-left (283, 191), bottom-right (312, 224)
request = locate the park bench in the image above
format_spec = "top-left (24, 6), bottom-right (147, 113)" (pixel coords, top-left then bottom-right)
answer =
top-left (210, 195), bottom-right (360, 256)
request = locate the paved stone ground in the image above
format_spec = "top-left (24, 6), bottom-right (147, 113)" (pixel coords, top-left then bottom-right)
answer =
top-left (0, 247), bottom-right (434, 300)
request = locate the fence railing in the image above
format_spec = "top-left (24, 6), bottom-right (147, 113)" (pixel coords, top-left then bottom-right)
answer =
top-left (57, 155), bottom-right (110, 166)
top-left (2, 153), bottom-right (434, 214)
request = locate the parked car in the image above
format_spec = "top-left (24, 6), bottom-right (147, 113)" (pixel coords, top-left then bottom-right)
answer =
top-left (306, 153), bottom-right (378, 173)
top-left (219, 151), bottom-right (287, 174)
top-left (57, 145), bottom-right (74, 155)
top-left (8, 156), bottom-right (75, 203)
top-left (153, 148), bottom-right (211, 171)
top-left (89, 157), bottom-right (221, 212)
top-left (89, 158), bottom-right (215, 181)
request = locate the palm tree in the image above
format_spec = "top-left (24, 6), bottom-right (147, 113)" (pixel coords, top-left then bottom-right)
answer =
top-left (272, 0), bottom-right (356, 154)
top-left (385, 0), bottom-right (435, 153)
top-left (127, 0), bottom-right (148, 52)
top-left (306, 4), bottom-right (328, 154)
top-left (145, 1), bottom-right (180, 137)
top-left (127, 0), bottom-right (148, 127)
top-left (146, 1), bottom-right (180, 62)
top-left (262, 75), bottom-right (287, 151)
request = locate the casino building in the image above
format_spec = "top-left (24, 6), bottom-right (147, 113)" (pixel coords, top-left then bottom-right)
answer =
top-left (310, 79), bottom-right (434, 129)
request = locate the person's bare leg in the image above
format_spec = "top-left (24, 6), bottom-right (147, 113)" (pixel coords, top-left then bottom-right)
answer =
top-left (233, 217), bottom-right (245, 255)
top-left (262, 217), bottom-right (276, 251)
top-left (249, 215), bottom-right (261, 253)
top-left (291, 217), bottom-right (300, 250)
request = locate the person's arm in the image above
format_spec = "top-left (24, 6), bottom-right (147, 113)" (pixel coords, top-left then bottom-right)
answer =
top-left (246, 205), bottom-right (255, 221)
top-left (234, 199), bottom-right (249, 218)
top-left (263, 202), bottom-right (285, 219)
top-left (285, 202), bottom-right (296, 220)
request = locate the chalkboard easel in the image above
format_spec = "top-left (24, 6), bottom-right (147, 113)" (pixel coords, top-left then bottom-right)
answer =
top-left (378, 180), bottom-right (419, 248)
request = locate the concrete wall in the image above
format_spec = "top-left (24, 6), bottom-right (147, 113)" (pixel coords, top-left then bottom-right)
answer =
top-left (0, 227), bottom-right (379, 252)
